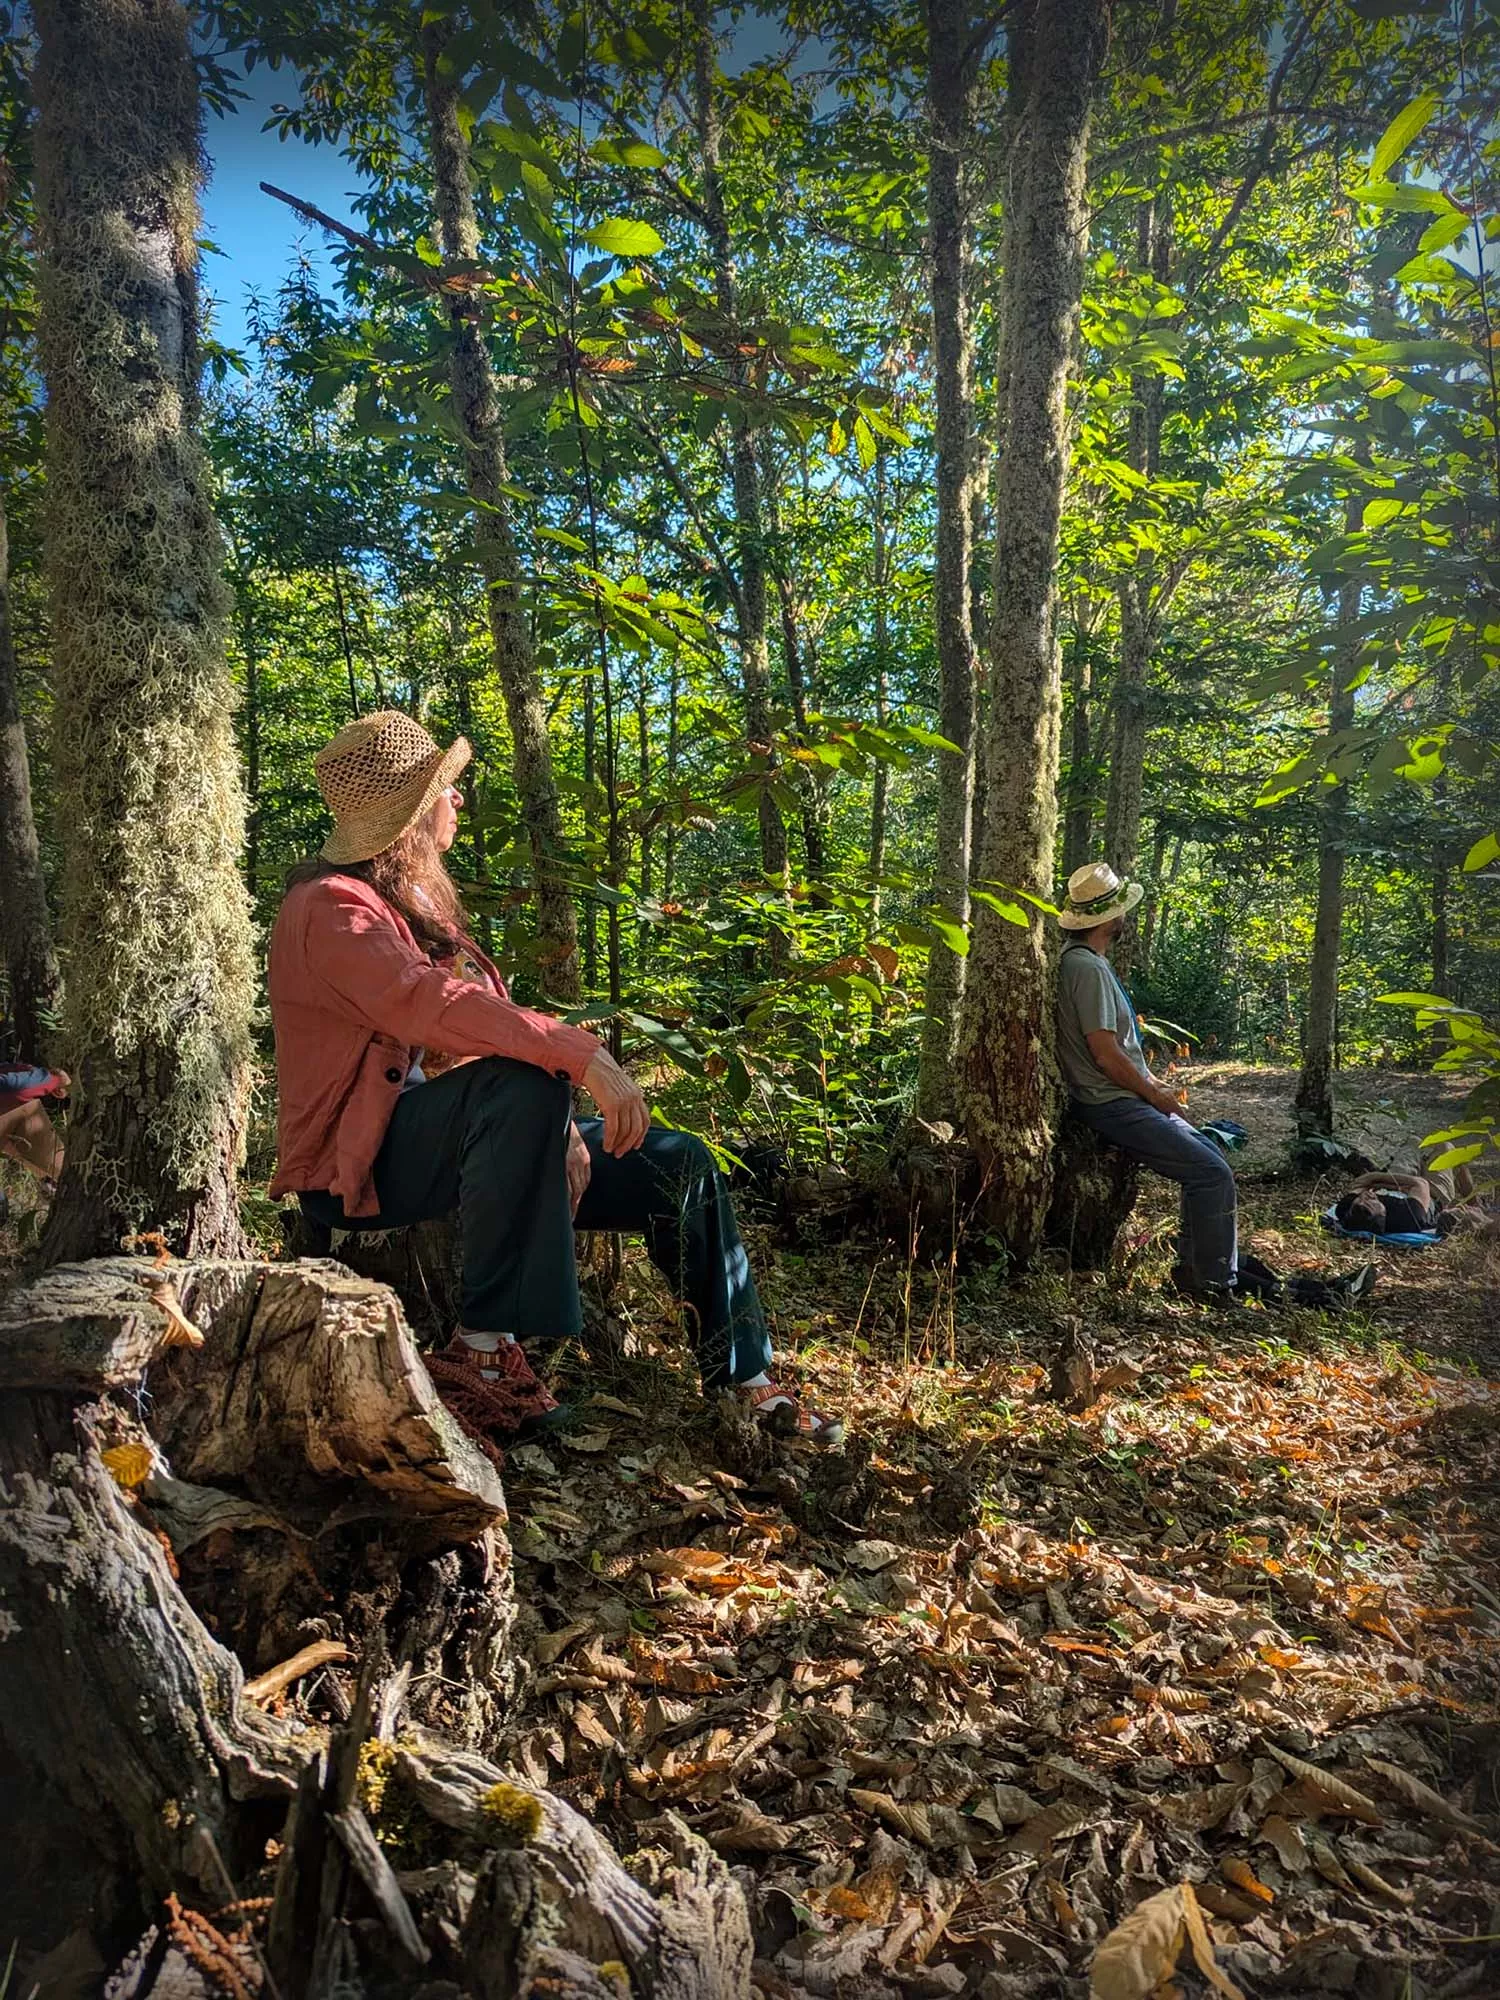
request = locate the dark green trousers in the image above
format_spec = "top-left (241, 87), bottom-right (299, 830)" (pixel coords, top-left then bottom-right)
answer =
top-left (299, 1055), bottom-right (772, 1391)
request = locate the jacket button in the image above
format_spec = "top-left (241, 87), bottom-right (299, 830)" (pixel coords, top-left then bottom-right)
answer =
top-left (385, 1066), bottom-right (402, 1084)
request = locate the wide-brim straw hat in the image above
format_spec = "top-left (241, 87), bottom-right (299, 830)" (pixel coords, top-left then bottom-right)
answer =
top-left (315, 710), bottom-right (472, 865)
top-left (1057, 860), bottom-right (1145, 930)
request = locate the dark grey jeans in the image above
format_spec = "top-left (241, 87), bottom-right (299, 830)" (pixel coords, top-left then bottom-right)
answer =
top-left (1072, 1097), bottom-right (1238, 1287)
top-left (300, 1055), bottom-right (773, 1391)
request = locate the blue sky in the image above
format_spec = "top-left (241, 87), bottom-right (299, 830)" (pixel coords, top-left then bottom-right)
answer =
top-left (200, 60), bottom-right (370, 353)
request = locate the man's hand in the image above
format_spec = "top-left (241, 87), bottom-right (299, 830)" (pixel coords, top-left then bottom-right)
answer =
top-left (1146, 1084), bottom-right (1185, 1119)
top-left (566, 1122), bottom-right (592, 1215)
top-left (583, 1048), bottom-right (650, 1157)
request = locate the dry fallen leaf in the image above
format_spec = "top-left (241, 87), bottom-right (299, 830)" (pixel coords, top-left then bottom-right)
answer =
top-left (100, 1441), bottom-right (154, 1490)
top-left (1257, 1813), bottom-right (1310, 1873)
top-left (1007, 1801), bottom-right (1092, 1855)
top-left (1364, 1755), bottom-right (1482, 1833)
top-left (1089, 1883), bottom-right (1185, 2000)
top-left (1180, 1881), bottom-right (1248, 2000)
top-left (143, 1276), bottom-right (205, 1350)
top-left (1221, 1856), bottom-right (1274, 1905)
top-left (1263, 1743), bottom-right (1382, 1825)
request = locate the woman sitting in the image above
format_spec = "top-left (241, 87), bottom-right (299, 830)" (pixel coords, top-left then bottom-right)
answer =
top-left (267, 710), bottom-right (842, 1459)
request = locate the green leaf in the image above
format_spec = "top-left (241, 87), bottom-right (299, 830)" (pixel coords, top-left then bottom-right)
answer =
top-left (1345, 180), bottom-right (1455, 214)
top-left (1425, 1142), bottom-right (1487, 1171)
top-left (583, 217), bottom-right (665, 257)
top-left (1371, 89), bottom-right (1441, 182)
top-left (592, 135), bottom-right (667, 169)
top-left (923, 912), bottom-right (971, 958)
top-left (970, 889), bottom-right (1029, 926)
top-left (1463, 832), bottom-right (1499, 872)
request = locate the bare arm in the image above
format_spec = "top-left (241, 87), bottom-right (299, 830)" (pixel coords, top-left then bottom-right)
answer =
top-left (1085, 1029), bottom-right (1182, 1118)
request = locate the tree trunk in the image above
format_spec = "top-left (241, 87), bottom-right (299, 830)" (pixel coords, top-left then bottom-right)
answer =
top-left (422, 18), bottom-right (580, 1002)
top-left (1102, 191), bottom-right (1171, 981)
top-left (33, 0), bottom-right (253, 1262)
top-left (692, 0), bottom-right (787, 884)
top-left (1294, 552), bottom-right (1361, 1138)
top-left (914, 0), bottom-right (979, 1126)
top-left (0, 1258), bottom-right (751, 1995)
top-left (1432, 851), bottom-right (1449, 995)
top-left (1061, 626), bottom-right (1094, 880)
top-left (0, 483), bottom-right (61, 1057)
top-left (1044, 1112), bottom-right (1139, 1270)
top-left (869, 445), bottom-right (891, 914)
top-left (956, 0), bottom-right (1109, 1260)
top-left (1135, 819), bottom-right (1168, 977)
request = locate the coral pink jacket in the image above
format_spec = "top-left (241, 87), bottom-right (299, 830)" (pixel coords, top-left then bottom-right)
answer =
top-left (268, 873), bottom-right (600, 1216)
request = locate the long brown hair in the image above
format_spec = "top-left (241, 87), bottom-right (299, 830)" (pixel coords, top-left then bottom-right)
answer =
top-left (287, 804), bottom-right (468, 960)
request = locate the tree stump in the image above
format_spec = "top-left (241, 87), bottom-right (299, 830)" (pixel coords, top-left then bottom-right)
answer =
top-left (0, 1256), bottom-right (753, 1995)
top-left (1044, 1112), bottom-right (1140, 1270)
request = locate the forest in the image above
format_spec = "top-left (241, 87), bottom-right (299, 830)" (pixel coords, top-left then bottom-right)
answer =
top-left (0, 0), bottom-right (1497, 1995)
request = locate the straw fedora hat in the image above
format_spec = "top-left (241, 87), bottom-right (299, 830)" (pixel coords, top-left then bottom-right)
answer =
top-left (1057, 860), bottom-right (1145, 930)
top-left (315, 710), bottom-right (472, 865)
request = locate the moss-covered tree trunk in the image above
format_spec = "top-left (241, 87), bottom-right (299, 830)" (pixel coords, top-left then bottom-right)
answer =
top-left (33, 0), bottom-right (252, 1261)
top-left (692, 0), bottom-right (788, 885)
top-left (1061, 627), bottom-right (1094, 880)
top-left (957, 0), bottom-right (1108, 1261)
top-left (914, 0), bottom-right (980, 1125)
top-left (1294, 566), bottom-right (1360, 1139)
top-left (421, 17), bottom-right (580, 1003)
top-left (0, 482), bottom-right (61, 1058)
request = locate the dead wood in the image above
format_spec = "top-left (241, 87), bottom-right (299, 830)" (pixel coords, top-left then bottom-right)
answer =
top-left (1044, 1112), bottom-right (1140, 1270)
top-left (0, 1391), bottom-right (301, 1899)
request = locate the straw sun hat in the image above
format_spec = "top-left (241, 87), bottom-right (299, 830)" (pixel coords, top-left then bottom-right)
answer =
top-left (315, 710), bottom-right (472, 865)
top-left (1057, 861), bottom-right (1145, 930)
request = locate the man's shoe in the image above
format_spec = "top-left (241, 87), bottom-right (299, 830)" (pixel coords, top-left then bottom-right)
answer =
top-left (1168, 1268), bottom-right (1243, 1309)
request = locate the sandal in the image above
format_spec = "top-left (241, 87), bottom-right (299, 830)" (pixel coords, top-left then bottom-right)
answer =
top-left (738, 1382), bottom-right (845, 1449)
top-left (425, 1336), bottom-right (559, 1467)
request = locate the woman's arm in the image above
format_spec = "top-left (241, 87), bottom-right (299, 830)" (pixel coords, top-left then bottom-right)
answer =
top-left (299, 878), bottom-right (600, 1085)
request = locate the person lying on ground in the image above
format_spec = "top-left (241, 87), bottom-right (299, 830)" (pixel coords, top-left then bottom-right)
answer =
top-left (267, 709), bottom-right (843, 1461)
top-left (1054, 862), bottom-right (1241, 1308)
top-left (1340, 1164), bottom-right (1495, 1239)
top-left (0, 1063), bottom-right (68, 1195)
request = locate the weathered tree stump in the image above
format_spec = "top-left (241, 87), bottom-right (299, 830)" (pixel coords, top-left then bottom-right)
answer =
top-left (0, 1256), bottom-right (753, 1996)
top-left (1044, 1112), bottom-right (1140, 1270)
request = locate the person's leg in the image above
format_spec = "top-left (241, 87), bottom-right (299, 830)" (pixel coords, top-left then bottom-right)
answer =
top-left (1075, 1098), bottom-right (1238, 1288)
top-left (301, 1056), bottom-right (580, 1340)
top-left (573, 1122), bottom-right (772, 1391)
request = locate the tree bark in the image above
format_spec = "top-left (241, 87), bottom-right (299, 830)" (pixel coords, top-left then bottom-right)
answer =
top-left (956, 0), bottom-right (1109, 1260)
top-left (422, 17), bottom-right (580, 1002)
top-left (0, 482), bottom-right (61, 1057)
top-left (1102, 190), bottom-right (1171, 980)
top-left (691, 0), bottom-right (787, 884)
top-left (33, 0), bottom-right (254, 1261)
top-left (914, 0), bottom-right (980, 1125)
top-left (1293, 572), bottom-right (1360, 1138)
top-left (0, 1258), bottom-right (752, 1995)
top-left (1061, 627), bottom-right (1094, 880)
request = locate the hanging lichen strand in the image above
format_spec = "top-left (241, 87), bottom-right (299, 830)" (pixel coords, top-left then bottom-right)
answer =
top-left (32, 0), bottom-right (252, 1258)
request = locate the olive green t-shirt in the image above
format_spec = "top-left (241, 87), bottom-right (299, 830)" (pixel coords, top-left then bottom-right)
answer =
top-left (1056, 939), bottom-right (1152, 1105)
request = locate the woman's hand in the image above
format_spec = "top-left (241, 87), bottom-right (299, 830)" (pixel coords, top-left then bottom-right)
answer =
top-left (566, 1122), bottom-right (592, 1215)
top-left (583, 1049), bottom-right (650, 1156)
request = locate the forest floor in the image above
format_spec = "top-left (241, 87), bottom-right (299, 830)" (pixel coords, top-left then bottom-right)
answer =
top-left (1, 1064), bottom-right (1496, 1999)
top-left (488, 1064), bottom-right (1500, 2000)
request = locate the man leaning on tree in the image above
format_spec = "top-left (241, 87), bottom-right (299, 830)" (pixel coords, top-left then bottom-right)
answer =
top-left (1055, 862), bottom-right (1241, 1307)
